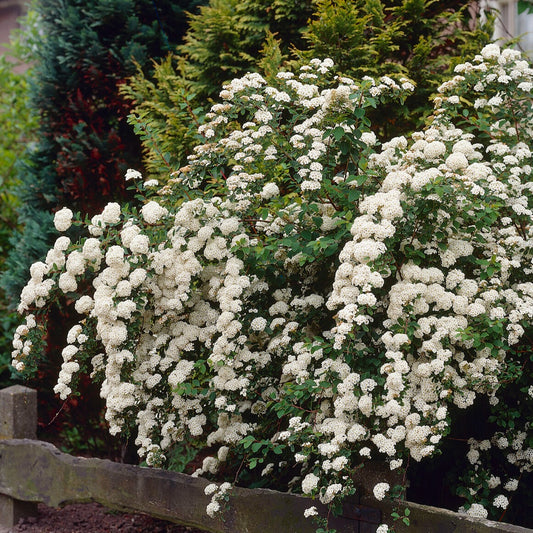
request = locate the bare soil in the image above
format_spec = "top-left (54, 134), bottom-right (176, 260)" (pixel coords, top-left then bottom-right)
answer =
top-left (11, 502), bottom-right (210, 533)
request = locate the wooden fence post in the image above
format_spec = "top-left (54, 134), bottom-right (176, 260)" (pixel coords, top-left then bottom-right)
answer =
top-left (0, 385), bottom-right (38, 527)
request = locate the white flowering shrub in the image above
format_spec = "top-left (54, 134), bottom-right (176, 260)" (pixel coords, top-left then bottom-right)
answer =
top-left (12, 46), bottom-right (532, 529)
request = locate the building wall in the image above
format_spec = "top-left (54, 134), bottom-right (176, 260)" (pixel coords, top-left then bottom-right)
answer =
top-left (0, 1), bottom-right (25, 44)
top-left (488, 0), bottom-right (533, 54)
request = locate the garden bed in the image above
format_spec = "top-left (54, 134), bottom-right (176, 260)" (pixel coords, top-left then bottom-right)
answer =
top-left (11, 502), bottom-right (209, 533)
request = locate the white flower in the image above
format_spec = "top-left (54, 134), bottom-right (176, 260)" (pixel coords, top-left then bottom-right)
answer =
top-left (82, 238), bottom-right (103, 262)
top-left (481, 43), bottom-right (500, 59)
top-left (129, 234), bottom-right (150, 255)
top-left (125, 168), bottom-right (142, 181)
top-left (361, 131), bottom-right (377, 146)
top-left (320, 483), bottom-right (342, 504)
top-left (304, 506), bottom-right (318, 518)
top-left (492, 495), bottom-right (508, 509)
top-left (301, 473), bottom-right (319, 494)
top-left (487, 95), bottom-right (503, 107)
top-left (54, 207), bottom-right (74, 232)
top-left (487, 475), bottom-right (500, 489)
top-left (359, 447), bottom-right (371, 457)
top-left (105, 246), bottom-right (125, 267)
top-left (219, 482), bottom-right (231, 493)
top-left (129, 268), bottom-right (147, 287)
top-left (504, 479), bottom-right (518, 491)
top-left (30, 261), bottom-right (48, 281)
top-left (61, 344), bottom-right (78, 360)
top-left (206, 501), bottom-right (220, 517)
top-left (465, 503), bottom-right (488, 519)
top-left (360, 378), bottom-right (377, 393)
top-left (373, 482), bottom-right (390, 501)
top-left (54, 236), bottom-right (71, 251)
top-left (445, 152), bottom-right (468, 171)
top-left (260, 182), bottom-right (280, 200)
top-left (66, 251), bottom-right (85, 276)
top-left (218, 446), bottom-right (229, 462)
top-left (141, 201), bottom-right (168, 224)
top-left (58, 272), bottom-right (77, 293)
top-left (331, 456), bottom-right (348, 471)
top-left (424, 141), bottom-right (446, 160)
top-left (250, 317), bottom-right (267, 332)
top-left (101, 202), bottom-right (121, 224)
top-left (389, 459), bottom-right (403, 470)
top-left (219, 217), bottom-right (240, 235)
top-left (204, 483), bottom-right (218, 496)
top-left (255, 107), bottom-right (273, 123)
top-left (115, 280), bottom-right (132, 298)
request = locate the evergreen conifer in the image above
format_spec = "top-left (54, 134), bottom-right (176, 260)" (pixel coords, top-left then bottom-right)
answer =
top-left (1, 0), bottom-right (205, 304)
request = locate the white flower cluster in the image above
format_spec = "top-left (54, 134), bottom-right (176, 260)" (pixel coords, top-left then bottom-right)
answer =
top-left (204, 481), bottom-right (232, 517)
top-left (12, 47), bottom-right (532, 526)
top-left (373, 482), bottom-right (390, 501)
top-left (189, 58), bottom-right (412, 198)
top-left (54, 207), bottom-right (74, 232)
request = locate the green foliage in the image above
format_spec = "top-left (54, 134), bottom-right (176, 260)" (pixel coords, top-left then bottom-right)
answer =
top-left (12, 45), bottom-right (533, 530)
top-left (120, 56), bottom-right (205, 180)
top-left (0, 7), bottom-right (40, 384)
top-left (299, 0), bottom-right (495, 135)
top-left (518, 0), bottom-right (533, 14)
top-left (125, 0), bottom-right (493, 183)
top-left (177, 0), bottom-right (313, 99)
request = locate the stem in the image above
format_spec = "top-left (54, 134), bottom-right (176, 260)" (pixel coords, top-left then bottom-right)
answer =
top-left (234, 454), bottom-right (247, 485)
top-left (46, 400), bottom-right (68, 427)
top-left (498, 471), bottom-right (523, 522)
top-left (137, 121), bottom-right (173, 171)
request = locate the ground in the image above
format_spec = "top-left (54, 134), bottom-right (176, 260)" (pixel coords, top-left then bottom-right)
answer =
top-left (10, 502), bottom-right (210, 533)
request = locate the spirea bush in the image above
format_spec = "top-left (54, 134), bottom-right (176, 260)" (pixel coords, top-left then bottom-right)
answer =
top-left (12, 45), bottom-right (532, 530)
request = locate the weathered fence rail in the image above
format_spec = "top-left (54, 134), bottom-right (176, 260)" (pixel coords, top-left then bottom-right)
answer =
top-left (0, 385), bottom-right (531, 533)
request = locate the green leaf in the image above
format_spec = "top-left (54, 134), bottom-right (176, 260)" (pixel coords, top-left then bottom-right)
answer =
top-left (240, 436), bottom-right (255, 449)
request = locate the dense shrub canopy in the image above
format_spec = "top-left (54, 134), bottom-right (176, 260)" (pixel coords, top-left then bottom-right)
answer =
top-left (123, 0), bottom-right (494, 185)
top-left (12, 45), bottom-right (533, 529)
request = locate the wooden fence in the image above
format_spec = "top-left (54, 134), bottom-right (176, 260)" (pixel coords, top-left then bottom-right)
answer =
top-left (0, 385), bottom-right (531, 533)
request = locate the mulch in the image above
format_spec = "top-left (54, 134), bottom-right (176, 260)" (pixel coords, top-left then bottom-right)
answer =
top-left (11, 502), bottom-right (210, 533)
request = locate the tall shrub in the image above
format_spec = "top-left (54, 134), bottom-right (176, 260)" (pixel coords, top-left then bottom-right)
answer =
top-left (1, 0), bottom-right (205, 454)
top-left (12, 44), bottom-right (533, 529)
